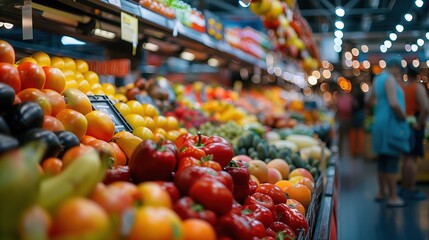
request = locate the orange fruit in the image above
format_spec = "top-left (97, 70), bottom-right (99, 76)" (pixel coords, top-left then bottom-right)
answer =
top-left (62, 145), bottom-right (94, 167)
top-left (51, 198), bottom-right (109, 239)
top-left (153, 115), bottom-right (167, 129)
top-left (289, 176), bottom-right (315, 193)
top-left (127, 100), bottom-right (144, 115)
top-left (62, 88), bottom-right (92, 115)
top-left (142, 117), bottom-right (156, 131)
top-left (109, 142), bottom-right (127, 166)
top-left (91, 83), bottom-right (102, 91)
top-left (42, 89), bottom-right (66, 116)
top-left (85, 110), bottom-right (115, 142)
top-left (289, 168), bottom-right (315, 183)
top-left (86, 139), bottom-right (114, 157)
top-left (128, 206), bottom-right (183, 240)
top-left (41, 157), bottom-right (63, 176)
top-left (75, 72), bottom-right (84, 82)
top-left (62, 69), bottom-right (76, 82)
top-left (64, 80), bottom-right (78, 90)
top-left (0, 63), bottom-right (21, 93)
top-left (286, 199), bottom-right (306, 215)
top-left (141, 103), bottom-right (158, 117)
top-left (56, 109), bottom-right (88, 140)
top-left (16, 57), bottom-right (37, 65)
top-left (125, 114), bottom-right (145, 129)
top-left (42, 115), bottom-right (65, 132)
top-left (275, 180), bottom-right (293, 192)
top-left (182, 219), bottom-right (216, 240)
top-left (133, 127), bottom-right (154, 140)
top-left (17, 88), bottom-right (52, 115)
top-left (62, 57), bottom-right (76, 71)
top-left (78, 80), bottom-right (92, 94)
top-left (284, 183), bottom-right (312, 209)
top-left (165, 116), bottom-right (179, 130)
top-left (101, 83), bottom-right (115, 96)
top-left (81, 135), bottom-right (98, 145)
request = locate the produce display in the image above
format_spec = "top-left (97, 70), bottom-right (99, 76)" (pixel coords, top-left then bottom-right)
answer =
top-left (0, 38), bottom-right (332, 240)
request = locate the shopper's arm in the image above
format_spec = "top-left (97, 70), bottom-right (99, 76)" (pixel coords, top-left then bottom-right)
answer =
top-left (385, 76), bottom-right (406, 120)
top-left (416, 83), bottom-right (429, 128)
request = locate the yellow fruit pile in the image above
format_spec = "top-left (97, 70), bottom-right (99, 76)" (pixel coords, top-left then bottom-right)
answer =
top-left (201, 100), bottom-right (258, 126)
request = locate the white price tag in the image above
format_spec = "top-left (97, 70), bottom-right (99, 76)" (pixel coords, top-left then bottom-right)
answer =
top-left (108, 0), bottom-right (122, 8)
top-left (22, 0), bottom-right (33, 40)
top-left (121, 12), bottom-right (138, 43)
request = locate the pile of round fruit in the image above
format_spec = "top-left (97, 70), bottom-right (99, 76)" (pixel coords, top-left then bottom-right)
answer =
top-left (0, 39), bottom-right (318, 240)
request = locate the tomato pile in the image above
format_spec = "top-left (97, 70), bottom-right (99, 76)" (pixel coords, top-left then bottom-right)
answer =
top-left (0, 39), bottom-right (320, 240)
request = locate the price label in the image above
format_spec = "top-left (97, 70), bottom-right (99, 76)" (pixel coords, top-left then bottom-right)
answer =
top-left (22, 0), bottom-right (33, 40)
top-left (108, 0), bottom-right (121, 8)
top-left (88, 95), bottom-right (133, 132)
top-left (121, 12), bottom-right (138, 44)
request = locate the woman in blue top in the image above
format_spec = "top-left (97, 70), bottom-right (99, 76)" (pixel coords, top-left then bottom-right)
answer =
top-left (367, 56), bottom-right (407, 207)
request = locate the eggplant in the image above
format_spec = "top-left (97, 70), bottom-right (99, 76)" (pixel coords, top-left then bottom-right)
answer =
top-left (0, 117), bottom-right (10, 135)
top-left (0, 83), bottom-right (15, 115)
top-left (0, 134), bottom-right (19, 155)
top-left (20, 128), bottom-right (61, 159)
top-left (5, 102), bottom-right (44, 135)
top-left (55, 130), bottom-right (80, 157)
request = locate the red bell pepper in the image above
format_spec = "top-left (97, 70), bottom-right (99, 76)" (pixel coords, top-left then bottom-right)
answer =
top-left (248, 178), bottom-right (258, 195)
top-left (244, 192), bottom-right (275, 212)
top-left (176, 156), bottom-right (221, 173)
top-left (256, 183), bottom-right (287, 205)
top-left (188, 176), bottom-right (233, 215)
top-left (103, 165), bottom-right (130, 184)
top-left (241, 204), bottom-right (274, 228)
top-left (154, 181), bottom-right (180, 203)
top-left (224, 160), bottom-right (250, 204)
top-left (173, 197), bottom-right (217, 226)
top-left (274, 203), bottom-right (308, 235)
top-left (266, 221), bottom-right (297, 240)
top-left (217, 210), bottom-right (266, 240)
top-left (177, 132), bottom-right (234, 168)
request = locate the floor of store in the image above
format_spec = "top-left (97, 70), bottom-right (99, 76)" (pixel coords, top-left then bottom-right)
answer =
top-left (338, 145), bottom-right (429, 240)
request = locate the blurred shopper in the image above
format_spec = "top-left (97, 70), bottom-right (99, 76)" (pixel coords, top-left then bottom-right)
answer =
top-left (367, 56), bottom-right (408, 207)
top-left (349, 82), bottom-right (365, 157)
top-left (336, 89), bottom-right (353, 156)
top-left (400, 66), bottom-right (429, 200)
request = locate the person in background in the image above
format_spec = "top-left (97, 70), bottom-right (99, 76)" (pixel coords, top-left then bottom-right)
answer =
top-left (349, 82), bottom-right (365, 157)
top-left (367, 56), bottom-right (407, 207)
top-left (335, 88), bottom-right (353, 157)
top-left (400, 66), bottom-right (429, 200)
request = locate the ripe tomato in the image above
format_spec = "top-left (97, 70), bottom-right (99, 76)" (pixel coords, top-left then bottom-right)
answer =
top-left (256, 183), bottom-right (287, 205)
top-left (56, 109), bottom-right (88, 140)
top-left (43, 115), bottom-right (65, 131)
top-left (42, 66), bottom-right (66, 93)
top-left (17, 88), bottom-right (52, 115)
top-left (90, 183), bottom-right (134, 216)
top-left (128, 206), bottom-right (183, 240)
top-left (286, 199), bottom-right (306, 215)
top-left (0, 63), bottom-right (20, 93)
top-left (41, 157), bottom-right (63, 176)
top-left (85, 110), bottom-right (115, 142)
top-left (18, 62), bottom-right (46, 90)
top-left (108, 181), bottom-right (140, 201)
top-left (86, 139), bottom-right (114, 157)
top-left (42, 89), bottom-right (65, 116)
top-left (182, 219), bottom-right (216, 240)
top-left (51, 198), bottom-right (109, 239)
top-left (0, 40), bottom-right (15, 64)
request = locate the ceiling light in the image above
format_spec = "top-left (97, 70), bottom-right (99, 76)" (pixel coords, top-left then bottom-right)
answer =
top-left (238, 0), bottom-right (251, 7)
top-left (93, 28), bottom-right (116, 39)
top-left (345, 60), bottom-right (353, 67)
top-left (426, 60), bottom-right (429, 67)
top-left (322, 60), bottom-right (330, 68)
top-left (379, 60), bottom-right (386, 68)
top-left (334, 30), bottom-right (343, 38)
top-left (412, 59), bottom-right (420, 67)
top-left (61, 36), bottom-right (86, 45)
top-left (411, 44), bottom-right (418, 52)
top-left (312, 70), bottom-right (321, 79)
top-left (334, 44), bottom-right (342, 52)
top-left (335, 7), bottom-right (345, 17)
top-left (351, 48), bottom-right (359, 56)
top-left (405, 13), bottom-right (413, 22)
top-left (380, 45), bottom-right (387, 53)
top-left (352, 60), bottom-right (360, 68)
top-left (363, 60), bottom-right (371, 69)
top-left (334, 38), bottom-right (343, 45)
top-left (180, 51), bottom-right (195, 61)
top-left (384, 40), bottom-right (392, 48)
top-left (3, 22), bottom-right (13, 29)
top-left (396, 24), bottom-right (404, 32)
top-left (426, 32), bottom-right (429, 40)
top-left (360, 83), bottom-right (369, 93)
top-left (345, 51), bottom-right (353, 60)
top-left (322, 70), bottom-right (332, 78)
top-left (142, 42), bottom-right (159, 52)
top-left (415, 0), bottom-right (424, 8)
top-left (402, 60), bottom-right (408, 67)
top-left (274, 67), bottom-right (282, 76)
top-left (207, 58), bottom-right (219, 67)
top-left (405, 44), bottom-right (412, 52)
top-left (361, 45), bottom-right (369, 53)
top-left (389, 33), bottom-right (397, 41)
top-left (335, 20), bottom-right (344, 30)
top-left (417, 38), bottom-right (424, 46)
top-left (308, 76), bottom-right (318, 85)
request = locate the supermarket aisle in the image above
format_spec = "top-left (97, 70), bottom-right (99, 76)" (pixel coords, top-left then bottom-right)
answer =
top-left (338, 151), bottom-right (429, 240)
